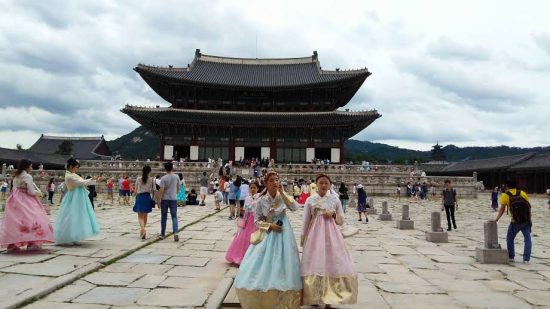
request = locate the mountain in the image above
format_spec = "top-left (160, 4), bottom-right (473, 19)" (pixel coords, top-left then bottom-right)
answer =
top-left (107, 126), bottom-right (160, 160)
top-left (108, 126), bottom-right (550, 162)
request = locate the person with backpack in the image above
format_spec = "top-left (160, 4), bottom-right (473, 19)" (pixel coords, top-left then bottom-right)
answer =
top-left (494, 179), bottom-right (532, 264)
top-left (440, 179), bottom-right (458, 231)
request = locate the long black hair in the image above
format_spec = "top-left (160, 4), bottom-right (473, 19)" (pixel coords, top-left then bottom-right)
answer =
top-left (142, 165), bottom-right (151, 184)
top-left (15, 159), bottom-right (32, 177)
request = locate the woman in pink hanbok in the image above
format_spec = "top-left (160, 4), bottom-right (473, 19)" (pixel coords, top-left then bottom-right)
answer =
top-left (0, 159), bottom-right (54, 252)
top-left (301, 174), bottom-right (357, 307)
top-left (225, 181), bottom-right (259, 265)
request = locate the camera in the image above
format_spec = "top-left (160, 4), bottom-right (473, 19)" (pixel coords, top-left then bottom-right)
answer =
top-left (276, 220), bottom-right (283, 226)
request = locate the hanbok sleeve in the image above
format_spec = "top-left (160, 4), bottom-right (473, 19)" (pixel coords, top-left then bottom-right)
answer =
top-left (23, 174), bottom-right (39, 196)
top-left (301, 199), bottom-right (312, 246)
top-left (66, 173), bottom-right (96, 187)
top-left (254, 197), bottom-right (271, 231)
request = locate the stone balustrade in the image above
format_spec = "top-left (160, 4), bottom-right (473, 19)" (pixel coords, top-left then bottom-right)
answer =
top-left (2, 160), bottom-right (477, 198)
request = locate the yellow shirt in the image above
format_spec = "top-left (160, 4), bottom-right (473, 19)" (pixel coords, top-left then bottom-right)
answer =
top-left (499, 189), bottom-right (529, 222)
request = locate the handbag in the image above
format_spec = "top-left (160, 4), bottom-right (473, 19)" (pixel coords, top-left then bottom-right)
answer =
top-left (250, 229), bottom-right (265, 245)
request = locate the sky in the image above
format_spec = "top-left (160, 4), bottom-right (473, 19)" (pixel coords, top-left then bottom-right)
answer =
top-left (0, 0), bottom-right (549, 151)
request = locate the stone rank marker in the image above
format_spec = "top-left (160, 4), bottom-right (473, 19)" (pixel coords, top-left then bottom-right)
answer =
top-left (475, 220), bottom-right (509, 264)
top-left (366, 197), bottom-right (377, 215)
top-left (425, 211), bottom-right (448, 243)
top-left (396, 204), bottom-right (414, 229)
top-left (378, 201), bottom-right (392, 221)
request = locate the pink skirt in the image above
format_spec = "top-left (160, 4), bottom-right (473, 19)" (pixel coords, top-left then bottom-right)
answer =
top-left (0, 189), bottom-right (54, 248)
top-left (225, 212), bottom-right (257, 265)
top-left (301, 215), bottom-right (357, 305)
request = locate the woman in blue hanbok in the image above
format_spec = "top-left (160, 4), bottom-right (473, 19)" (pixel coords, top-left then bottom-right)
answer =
top-left (54, 159), bottom-right (101, 244)
top-left (234, 171), bottom-right (301, 309)
top-left (176, 173), bottom-right (186, 206)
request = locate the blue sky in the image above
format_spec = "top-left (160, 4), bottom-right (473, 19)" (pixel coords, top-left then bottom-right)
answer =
top-left (0, 0), bottom-right (548, 150)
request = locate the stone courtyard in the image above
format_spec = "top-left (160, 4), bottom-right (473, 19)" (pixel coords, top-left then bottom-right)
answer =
top-left (1, 193), bottom-right (549, 308)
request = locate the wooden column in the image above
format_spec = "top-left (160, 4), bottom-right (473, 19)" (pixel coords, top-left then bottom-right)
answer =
top-left (229, 127), bottom-right (235, 161)
top-left (160, 134), bottom-right (165, 161)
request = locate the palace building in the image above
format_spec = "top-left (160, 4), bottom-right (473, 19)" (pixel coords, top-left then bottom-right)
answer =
top-left (122, 49), bottom-right (380, 163)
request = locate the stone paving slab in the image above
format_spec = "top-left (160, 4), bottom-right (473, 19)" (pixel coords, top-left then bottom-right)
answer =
top-left (0, 194), bottom-right (223, 308)
top-left (13, 194), bottom-right (550, 308)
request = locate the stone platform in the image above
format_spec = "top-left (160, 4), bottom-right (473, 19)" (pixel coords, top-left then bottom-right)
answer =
top-left (2, 193), bottom-right (549, 308)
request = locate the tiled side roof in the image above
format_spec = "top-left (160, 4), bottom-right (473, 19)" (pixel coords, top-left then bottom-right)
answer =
top-left (135, 51), bottom-right (370, 88)
top-left (442, 153), bottom-right (536, 172)
top-left (509, 153), bottom-right (550, 170)
top-left (0, 147), bottom-right (69, 166)
top-left (122, 106), bottom-right (380, 126)
top-left (28, 135), bottom-right (111, 160)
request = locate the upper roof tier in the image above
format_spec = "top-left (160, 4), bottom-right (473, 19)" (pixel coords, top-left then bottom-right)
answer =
top-left (135, 49), bottom-right (371, 89)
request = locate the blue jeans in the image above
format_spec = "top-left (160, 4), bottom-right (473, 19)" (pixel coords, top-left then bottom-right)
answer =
top-left (160, 200), bottom-right (178, 236)
top-left (340, 199), bottom-right (348, 213)
top-left (506, 222), bottom-right (532, 261)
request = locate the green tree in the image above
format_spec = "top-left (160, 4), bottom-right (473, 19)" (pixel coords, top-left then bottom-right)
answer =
top-left (16, 144), bottom-right (23, 150)
top-left (55, 141), bottom-right (73, 155)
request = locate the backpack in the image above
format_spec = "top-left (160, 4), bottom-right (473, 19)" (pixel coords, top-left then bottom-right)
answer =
top-left (218, 166), bottom-right (224, 176)
top-left (506, 190), bottom-right (531, 223)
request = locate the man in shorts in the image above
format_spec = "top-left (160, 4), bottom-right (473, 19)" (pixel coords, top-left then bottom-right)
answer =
top-left (199, 171), bottom-right (209, 206)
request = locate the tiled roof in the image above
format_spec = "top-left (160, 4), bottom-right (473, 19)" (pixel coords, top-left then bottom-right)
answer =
top-left (135, 50), bottom-right (370, 89)
top-left (28, 135), bottom-right (112, 160)
top-left (442, 153), bottom-right (536, 172)
top-left (0, 147), bottom-right (69, 167)
top-left (509, 153), bottom-right (550, 170)
top-left (122, 106), bottom-right (380, 138)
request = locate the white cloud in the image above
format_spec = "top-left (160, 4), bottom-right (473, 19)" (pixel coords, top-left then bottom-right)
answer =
top-left (0, 0), bottom-right (549, 152)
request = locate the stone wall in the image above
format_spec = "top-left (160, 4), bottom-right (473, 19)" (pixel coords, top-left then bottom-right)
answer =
top-left (3, 160), bottom-right (477, 198)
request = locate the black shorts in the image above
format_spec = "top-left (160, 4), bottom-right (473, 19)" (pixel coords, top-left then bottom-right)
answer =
top-left (229, 199), bottom-right (236, 205)
top-left (123, 190), bottom-right (131, 196)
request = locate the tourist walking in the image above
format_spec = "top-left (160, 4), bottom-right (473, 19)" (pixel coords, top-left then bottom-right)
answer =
top-left (234, 171), bottom-right (301, 309)
top-left (214, 189), bottom-right (223, 210)
top-left (199, 171), bottom-right (209, 206)
top-left (86, 176), bottom-right (97, 209)
top-left (441, 179), bottom-right (458, 231)
top-left (1, 180), bottom-right (8, 199)
top-left (122, 176), bottom-right (131, 205)
top-left (228, 176), bottom-right (241, 220)
top-left (396, 184), bottom-right (401, 202)
top-left (338, 182), bottom-right (349, 213)
top-left (54, 158), bottom-right (101, 245)
top-left (225, 181), bottom-right (259, 265)
top-left (106, 178), bottom-right (114, 204)
top-left (301, 174), bottom-right (357, 306)
top-left (176, 173), bottom-right (186, 206)
top-left (156, 162), bottom-right (180, 241)
top-left (357, 184), bottom-right (368, 223)
top-left (491, 187), bottom-right (499, 211)
top-left (495, 179), bottom-right (532, 263)
top-left (0, 159), bottom-right (54, 252)
top-left (117, 176), bottom-right (124, 204)
top-left (297, 180), bottom-right (311, 204)
top-left (47, 178), bottom-right (55, 204)
top-left (133, 165), bottom-right (156, 240)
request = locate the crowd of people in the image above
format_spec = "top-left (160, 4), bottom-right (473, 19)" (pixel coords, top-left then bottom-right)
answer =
top-left (0, 157), bottom-right (546, 307)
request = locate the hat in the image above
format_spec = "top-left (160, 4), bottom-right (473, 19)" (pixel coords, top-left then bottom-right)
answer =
top-left (357, 184), bottom-right (363, 189)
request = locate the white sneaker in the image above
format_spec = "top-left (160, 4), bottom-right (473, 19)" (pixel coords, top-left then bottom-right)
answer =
top-left (508, 258), bottom-right (515, 263)
top-left (522, 260), bottom-right (530, 264)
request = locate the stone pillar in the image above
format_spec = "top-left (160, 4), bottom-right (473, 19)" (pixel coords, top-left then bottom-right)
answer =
top-left (425, 211), bottom-right (448, 242)
top-left (396, 204), bottom-right (414, 229)
top-left (366, 197), bottom-right (377, 215)
top-left (475, 220), bottom-right (509, 264)
top-left (378, 201), bottom-right (392, 221)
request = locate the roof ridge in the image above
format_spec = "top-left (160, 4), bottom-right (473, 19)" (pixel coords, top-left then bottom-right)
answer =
top-left (41, 135), bottom-right (103, 141)
top-left (195, 49), bottom-right (315, 65)
top-left (123, 105), bottom-right (379, 115)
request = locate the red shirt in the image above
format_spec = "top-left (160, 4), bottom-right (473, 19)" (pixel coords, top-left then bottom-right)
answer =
top-left (122, 179), bottom-right (130, 190)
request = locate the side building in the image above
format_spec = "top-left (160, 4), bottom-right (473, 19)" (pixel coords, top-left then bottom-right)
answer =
top-left (123, 50), bottom-right (380, 163)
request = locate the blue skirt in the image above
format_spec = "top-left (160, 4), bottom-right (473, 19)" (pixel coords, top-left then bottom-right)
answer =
top-left (133, 192), bottom-right (154, 213)
top-left (177, 184), bottom-right (186, 203)
top-left (54, 186), bottom-right (100, 244)
top-left (234, 215), bottom-right (302, 291)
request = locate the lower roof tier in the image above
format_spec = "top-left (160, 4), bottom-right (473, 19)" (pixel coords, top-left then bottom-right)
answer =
top-left (122, 105), bottom-right (381, 138)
